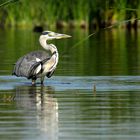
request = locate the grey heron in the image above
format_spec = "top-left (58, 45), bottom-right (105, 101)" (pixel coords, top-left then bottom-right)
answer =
top-left (12, 31), bottom-right (71, 85)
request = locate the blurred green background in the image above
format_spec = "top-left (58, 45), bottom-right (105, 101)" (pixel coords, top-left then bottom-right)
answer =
top-left (0, 0), bottom-right (139, 30)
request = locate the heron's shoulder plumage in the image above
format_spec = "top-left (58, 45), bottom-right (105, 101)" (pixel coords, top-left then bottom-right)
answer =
top-left (25, 50), bottom-right (51, 60)
top-left (12, 50), bottom-right (51, 78)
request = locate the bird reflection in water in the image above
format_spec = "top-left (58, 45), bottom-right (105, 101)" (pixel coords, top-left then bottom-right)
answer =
top-left (15, 85), bottom-right (58, 140)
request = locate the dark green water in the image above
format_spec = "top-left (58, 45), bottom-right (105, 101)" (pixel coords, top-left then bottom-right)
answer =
top-left (1, 28), bottom-right (140, 76)
top-left (0, 29), bottom-right (140, 140)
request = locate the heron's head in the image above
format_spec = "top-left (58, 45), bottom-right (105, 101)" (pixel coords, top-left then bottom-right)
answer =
top-left (40, 31), bottom-right (71, 41)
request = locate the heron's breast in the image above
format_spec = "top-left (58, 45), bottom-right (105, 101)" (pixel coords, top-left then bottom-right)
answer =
top-left (42, 57), bottom-right (57, 74)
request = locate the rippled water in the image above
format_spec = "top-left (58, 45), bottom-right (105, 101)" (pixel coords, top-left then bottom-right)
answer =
top-left (0, 76), bottom-right (140, 140)
top-left (0, 29), bottom-right (140, 140)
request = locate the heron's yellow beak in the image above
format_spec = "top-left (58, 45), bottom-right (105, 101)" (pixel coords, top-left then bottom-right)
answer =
top-left (46, 31), bottom-right (71, 40)
top-left (55, 33), bottom-right (71, 39)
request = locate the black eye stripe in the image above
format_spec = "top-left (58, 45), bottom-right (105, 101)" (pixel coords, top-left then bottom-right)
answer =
top-left (42, 31), bottom-right (50, 35)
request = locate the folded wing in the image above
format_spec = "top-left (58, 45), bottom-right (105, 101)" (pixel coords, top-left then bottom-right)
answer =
top-left (12, 51), bottom-right (51, 78)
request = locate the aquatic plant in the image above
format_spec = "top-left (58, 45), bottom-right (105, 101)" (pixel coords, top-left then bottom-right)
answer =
top-left (0, 0), bottom-right (139, 29)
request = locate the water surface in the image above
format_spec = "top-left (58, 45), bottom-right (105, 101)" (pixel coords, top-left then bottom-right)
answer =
top-left (0, 29), bottom-right (140, 140)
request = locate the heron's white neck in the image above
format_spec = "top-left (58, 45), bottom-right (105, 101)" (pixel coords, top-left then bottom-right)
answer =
top-left (39, 36), bottom-right (59, 72)
top-left (39, 37), bottom-right (47, 50)
top-left (39, 36), bottom-right (58, 54)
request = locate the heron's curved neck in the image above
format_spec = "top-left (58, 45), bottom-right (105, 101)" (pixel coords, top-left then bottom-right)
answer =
top-left (39, 37), bottom-right (58, 54)
top-left (39, 37), bottom-right (59, 72)
top-left (39, 37), bottom-right (47, 50)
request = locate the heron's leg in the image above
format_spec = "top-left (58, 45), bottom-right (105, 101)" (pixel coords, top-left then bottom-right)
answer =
top-left (41, 76), bottom-right (45, 85)
top-left (32, 79), bottom-right (36, 85)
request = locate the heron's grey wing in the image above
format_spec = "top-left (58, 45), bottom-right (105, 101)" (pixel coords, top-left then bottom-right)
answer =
top-left (12, 50), bottom-right (50, 78)
top-left (28, 50), bottom-right (51, 60)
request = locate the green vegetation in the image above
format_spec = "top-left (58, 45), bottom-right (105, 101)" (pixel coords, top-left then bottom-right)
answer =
top-left (0, 0), bottom-right (139, 29)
